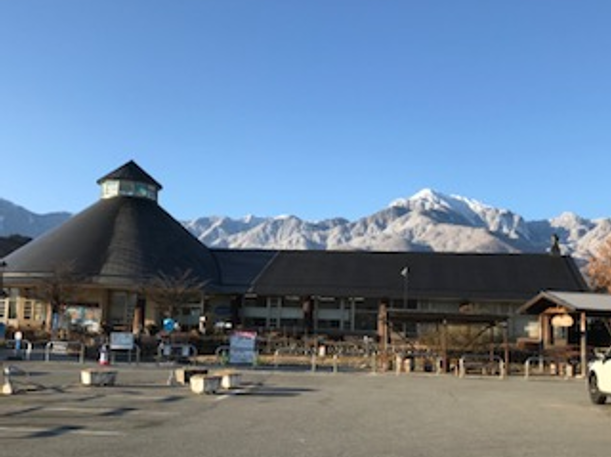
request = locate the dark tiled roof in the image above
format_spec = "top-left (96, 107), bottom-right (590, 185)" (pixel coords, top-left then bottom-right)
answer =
top-left (211, 249), bottom-right (278, 293)
top-left (96, 160), bottom-right (163, 190)
top-left (3, 197), bottom-right (218, 286)
top-left (247, 250), bottom-right (588, 301)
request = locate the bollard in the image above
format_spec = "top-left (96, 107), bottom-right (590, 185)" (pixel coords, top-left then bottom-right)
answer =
top-left (2, 379), bottom-right (14, 395)
top-left (2, 366), bottom-right (14, 395)
top-left (99, 344), bottom-right (110, 366)
top-left (395, 355), bottom-right (403, 376)
top-left (404, 358), bottom-right (412, 374)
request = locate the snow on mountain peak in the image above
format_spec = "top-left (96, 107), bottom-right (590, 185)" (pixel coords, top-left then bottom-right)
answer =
top-left (390, 188), bottom-right (493, 221)
top-left (388, 188), bottom-right (528, 239)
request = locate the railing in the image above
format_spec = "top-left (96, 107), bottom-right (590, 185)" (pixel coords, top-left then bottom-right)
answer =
top-left (524, 355), bottom-right (575, 380)
top-left (396, 352), bottom-right (444, 375)
top-left (110, 344), bottom-right (141, 365)
top-left (458, 354), bottom-right (505, 379)
top-left (157, 342), bottom-right (198, 364)
top-left (2, 339), bottom-right (33, 360)
top-left (44, 341), bottom-right (85, 364)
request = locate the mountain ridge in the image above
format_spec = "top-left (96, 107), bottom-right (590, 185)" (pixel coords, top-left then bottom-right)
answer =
top-left (1, 190), bottom-right (608, 267)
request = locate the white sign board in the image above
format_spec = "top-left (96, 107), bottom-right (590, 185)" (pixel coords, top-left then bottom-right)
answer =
top-left (51, 341), bottom-right (69, 355)
top-left (229, 331), bottom-right (257, 364)
top-left (110, 332), bottom-right (135, 350)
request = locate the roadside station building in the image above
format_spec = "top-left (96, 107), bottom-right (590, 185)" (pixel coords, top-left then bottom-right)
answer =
top-left (0, 161), bottom-right (590, 343)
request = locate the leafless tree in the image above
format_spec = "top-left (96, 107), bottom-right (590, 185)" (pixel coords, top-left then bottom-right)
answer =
top-left (145, 268), bottom-right (207, 321)
top-left (587, 237), bottom-right (611, 293)
top-left (30, 262), bottom-right (82, 339)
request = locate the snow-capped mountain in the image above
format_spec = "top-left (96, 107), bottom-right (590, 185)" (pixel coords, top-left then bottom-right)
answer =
top-left (183, 188), bottom-right (607, 266)
top-left (0, 190), bottom-right (609, 267)
top-left (0, 198), bottom-right (71, 238)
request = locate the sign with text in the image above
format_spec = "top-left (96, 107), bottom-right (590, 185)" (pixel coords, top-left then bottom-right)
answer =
top-left (229, 331), bottom-right (257, 364)
top-left (110, 332), bottom-right (135, 350)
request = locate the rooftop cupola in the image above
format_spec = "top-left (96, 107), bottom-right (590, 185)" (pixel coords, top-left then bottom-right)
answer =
top-left (97, 160), bottom-right (163, 202)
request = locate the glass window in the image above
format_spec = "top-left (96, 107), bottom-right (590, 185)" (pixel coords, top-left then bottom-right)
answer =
top-left (244, 295), bottom-right (267, 308)
top-left (317, 297), bottom-right (338, 310)
top-left (355, 311), bottom-right (377, 331)
top-left (34, 302), bottom-right (45, 321)
top-left (119, 180), bottom-right (135, 196)
top-left (23, 300), bottom-right (33, 320)
top-left (101, 180), bottom-right (120, 198)
top-left (8, 298), bottom-right (17, 319)
top-left (318, 319), bottom-right (341, 330)
top-left (283, 296), bottom-right (301, 308)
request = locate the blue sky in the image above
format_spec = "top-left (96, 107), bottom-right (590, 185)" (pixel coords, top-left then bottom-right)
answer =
top-left (1, 1), bottom-right (610, 222)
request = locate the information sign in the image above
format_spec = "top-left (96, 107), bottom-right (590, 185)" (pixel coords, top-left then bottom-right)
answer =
top-left (229, 331), bottom-right (257, 364)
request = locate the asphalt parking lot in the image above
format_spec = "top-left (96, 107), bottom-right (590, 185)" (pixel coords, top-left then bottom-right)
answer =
top-left (1, 362), bottom-right (611, 457)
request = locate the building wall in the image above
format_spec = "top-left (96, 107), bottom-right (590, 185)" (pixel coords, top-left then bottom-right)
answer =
top-left (238, 294), bottom-right (534, 341)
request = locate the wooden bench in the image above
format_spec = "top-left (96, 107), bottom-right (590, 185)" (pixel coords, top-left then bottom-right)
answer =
top-left (174, 367), bottom-right (209, 385)
top-left (80, 369), bottom-right (118, 386)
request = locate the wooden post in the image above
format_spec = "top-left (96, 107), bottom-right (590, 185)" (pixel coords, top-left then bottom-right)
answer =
top-left (502, 321), bottom-right (509, 377)
top-left (489, 325), bottom-right (495, 361)
top-left (377, 301), bottom-right (389, 372)
top-left (580, 311), bottom-right (587, 378)
top-left (441, 319), bottom-right (448, 373)
top-left (541, 314), bottom-right (550, 349)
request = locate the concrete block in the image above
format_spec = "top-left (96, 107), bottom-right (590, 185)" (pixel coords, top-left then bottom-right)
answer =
top-left (190, 374), bottom-right (221, 394)
top-left (81, 369), bottom-right (117, 386)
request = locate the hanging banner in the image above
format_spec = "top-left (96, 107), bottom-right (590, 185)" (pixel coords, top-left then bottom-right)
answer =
top-left (229, 331), bottom-right (257, 364)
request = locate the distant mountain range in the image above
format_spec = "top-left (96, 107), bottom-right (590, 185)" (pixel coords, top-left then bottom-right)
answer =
top-left (1, 190), bottom-right (609, 268)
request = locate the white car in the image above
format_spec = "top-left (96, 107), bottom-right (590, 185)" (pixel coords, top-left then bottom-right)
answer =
top-left (588, 351), bottom-right (611, 404)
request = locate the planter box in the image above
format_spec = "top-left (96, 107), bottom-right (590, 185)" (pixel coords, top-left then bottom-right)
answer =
top-left (190, 374), bottom-right (221, 395)
top-left (81, 369), bottom-right (117, 386)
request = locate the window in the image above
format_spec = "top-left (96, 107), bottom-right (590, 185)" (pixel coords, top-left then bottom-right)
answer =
top-left (23, 300), bottom-right (33, 320)
top-left (244, 295), bottom-right (267, 308)
top-left (8, 299), bottom-right (17, 319)
top-left (34, 302), bottom-right (45, 321)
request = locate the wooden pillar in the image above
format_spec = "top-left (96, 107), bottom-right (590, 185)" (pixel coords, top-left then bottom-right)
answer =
top-left (580, 311), bottom-right (587, 378)
top-left (302, 297), bottom-right (313, 336)
top-left (132, 305), bottom-right (143, 335)
top-left (441, 319), bottom-right (448, 373)
top-left (377, 301), bottom-right (389, 372)
top-left (502, 321), bottom-right (509, 376)
top-left (489, 325), bottom-right (495, 361)
top-left (541, 314), bottom-right (550, 350)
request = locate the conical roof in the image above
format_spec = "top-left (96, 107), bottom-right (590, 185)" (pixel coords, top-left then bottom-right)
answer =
top-left (3, 162), bottom-right (219, 289)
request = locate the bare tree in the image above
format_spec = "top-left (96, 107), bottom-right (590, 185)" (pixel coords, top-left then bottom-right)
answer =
top-left (30, 262), bottom-right (82, 339)
top-left (145, 268), bottom-right (207, 322)
top-left (587, 236), bottom-right (611, 293)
